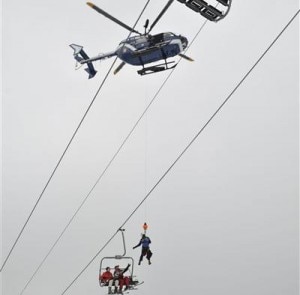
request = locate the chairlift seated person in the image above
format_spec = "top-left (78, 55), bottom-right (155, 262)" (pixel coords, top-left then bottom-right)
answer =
top-left (100, 264), bottom-right (132, 294)
top-left (100, 266), bottom-right (117, 294)
top-left (99, 229), bottom-right (143, 294)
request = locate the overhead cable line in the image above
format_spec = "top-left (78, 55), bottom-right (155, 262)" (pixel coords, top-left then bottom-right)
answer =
top-left (0, 0), bottom-right (151, 274)
top-left (19, 15), bottom-right (210, 295)
top-left (60, 9), bottom-right (299, 294)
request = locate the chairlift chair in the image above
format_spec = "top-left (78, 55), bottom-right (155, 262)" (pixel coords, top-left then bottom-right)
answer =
top-left (99, 229), bottom-right (143, 293)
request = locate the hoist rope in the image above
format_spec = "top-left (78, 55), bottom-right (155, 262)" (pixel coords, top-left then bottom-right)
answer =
top-left (19, 13), bottom-right (209, 295)
top-left (60, 8), bottom-right (300, 295)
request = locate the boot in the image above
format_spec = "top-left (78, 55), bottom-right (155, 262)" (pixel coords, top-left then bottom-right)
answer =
top-left (148, 260), bottom-right (151, 265)
top-left (108, 287), bottom-right (112, 294)
top-left (114, 287), bottom-right (118, 294)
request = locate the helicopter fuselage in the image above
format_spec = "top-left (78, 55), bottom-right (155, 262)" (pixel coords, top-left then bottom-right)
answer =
top-left (116, 32), bottom-right (188, 66)
top-left (70, 1), bottom-right (193, 77)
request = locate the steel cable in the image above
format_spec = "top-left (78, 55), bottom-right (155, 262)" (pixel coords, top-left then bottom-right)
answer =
top-left (19, 12), bottom-right (210, 295)
top-left (1, 0), bottom-right (151, 274)
top-left (60, 8), bottom-right (300, 295)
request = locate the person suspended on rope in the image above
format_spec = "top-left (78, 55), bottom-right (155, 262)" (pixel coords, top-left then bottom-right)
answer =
top-left (114, 264), bottom-right (131, 294)
top-left (100, 266), bottom-right (119, 294)
top-left (133, 234), bottom-right (152, 265)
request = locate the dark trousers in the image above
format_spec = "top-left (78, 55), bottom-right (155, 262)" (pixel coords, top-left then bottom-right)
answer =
top-left (139, 247), bottom-right (152, 261)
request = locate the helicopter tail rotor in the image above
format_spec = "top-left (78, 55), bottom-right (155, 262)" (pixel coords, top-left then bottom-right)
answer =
top-left (70, 44), bottom-right (97, 79)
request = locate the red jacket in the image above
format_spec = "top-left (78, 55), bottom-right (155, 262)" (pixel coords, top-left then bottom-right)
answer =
top-left (100, 271), bottom-right (113, 282)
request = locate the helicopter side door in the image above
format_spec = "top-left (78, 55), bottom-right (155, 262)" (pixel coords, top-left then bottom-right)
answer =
top-left (149, 33), bottom-right (165, 46)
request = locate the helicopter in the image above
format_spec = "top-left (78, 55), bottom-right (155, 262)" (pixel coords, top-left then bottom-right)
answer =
top-left (70, 0), bottom-right (194, 78)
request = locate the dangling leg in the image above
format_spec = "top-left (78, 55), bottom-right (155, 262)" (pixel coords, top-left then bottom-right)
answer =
top-left (114, 280), bottom-right (119, 294)
top-left (124, 276), bottom-right (130, 290)
top-left (108, 280), bottom-right (113, 294)
top-left (118, 278), bottom-right (124, 294)
top-left (146, 249), bottom-right (152, 264)
top-left (138, 249), bottom-right (145, 265)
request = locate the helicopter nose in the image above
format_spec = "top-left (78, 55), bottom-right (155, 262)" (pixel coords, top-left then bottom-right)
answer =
top-left (181, 36), bottom-right (188, 49)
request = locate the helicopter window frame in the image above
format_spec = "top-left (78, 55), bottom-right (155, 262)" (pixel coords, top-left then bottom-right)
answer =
top-left (163, 32), bottom-right (176, 40)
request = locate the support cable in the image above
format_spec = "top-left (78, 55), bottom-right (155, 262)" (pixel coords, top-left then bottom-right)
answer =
top-left (60, 9), bottom-right (299, 294)
top-left (19, 14), bottom-right (209, 295)
top-left (0, 0), bottom-right (151, 273)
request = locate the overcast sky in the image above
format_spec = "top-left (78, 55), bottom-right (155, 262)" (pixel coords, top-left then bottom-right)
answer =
top-left (1, 1), bottom-right (299, 295)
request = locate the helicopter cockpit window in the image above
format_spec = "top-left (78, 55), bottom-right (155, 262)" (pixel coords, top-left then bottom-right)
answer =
top-left (150, 33), bottom-right (165, 44)
top-left (120, 36), bottom-right (145, 45)
top-left (128, 36), bottom-right (137, 42)
top-left (163, 32), bottom-right (176, 41)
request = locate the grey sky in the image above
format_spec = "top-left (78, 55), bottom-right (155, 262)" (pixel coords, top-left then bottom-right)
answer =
top-left (1, 1), bottom-right (299, 295)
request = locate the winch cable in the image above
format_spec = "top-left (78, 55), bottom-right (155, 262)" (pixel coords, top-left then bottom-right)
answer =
top-left (60, 9), bottom-right (299, 295)
top-left (19, 14), bottom-right (210, 295)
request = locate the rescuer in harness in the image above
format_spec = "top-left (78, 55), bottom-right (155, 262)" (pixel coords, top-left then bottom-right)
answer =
top-left (133, 234), bottom-right (152, 265)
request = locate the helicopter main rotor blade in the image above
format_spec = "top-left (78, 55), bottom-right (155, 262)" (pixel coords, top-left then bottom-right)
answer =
top-left (87, 2), bottom-right (142, 35)
top-left (113, 61), bottom-right (126, 75)
top-left (178, 53), bottom-right (194, 62)
top-left (148, 0), bottom-right (175, 33)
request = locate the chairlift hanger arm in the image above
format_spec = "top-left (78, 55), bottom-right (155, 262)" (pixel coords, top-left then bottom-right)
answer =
top-left (148, 0), bottom-right (175, 33)
top-left (120, 228), bottom-right (126, 257)
top-left (87, 2), bottom-right (143, 35)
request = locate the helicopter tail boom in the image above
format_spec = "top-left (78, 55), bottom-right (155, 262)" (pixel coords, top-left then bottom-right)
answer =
top-left (79, 51), bottom-right (117, 64)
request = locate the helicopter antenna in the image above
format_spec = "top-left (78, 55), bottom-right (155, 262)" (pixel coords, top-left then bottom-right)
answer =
top-left (148, 0), bottom-right (175, 33)
top-left (144, 19), bottom-right (149, 34)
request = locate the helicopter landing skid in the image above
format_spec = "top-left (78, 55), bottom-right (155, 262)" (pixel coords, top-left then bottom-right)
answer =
top-left (137, 61), bottom-right (177, 76)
